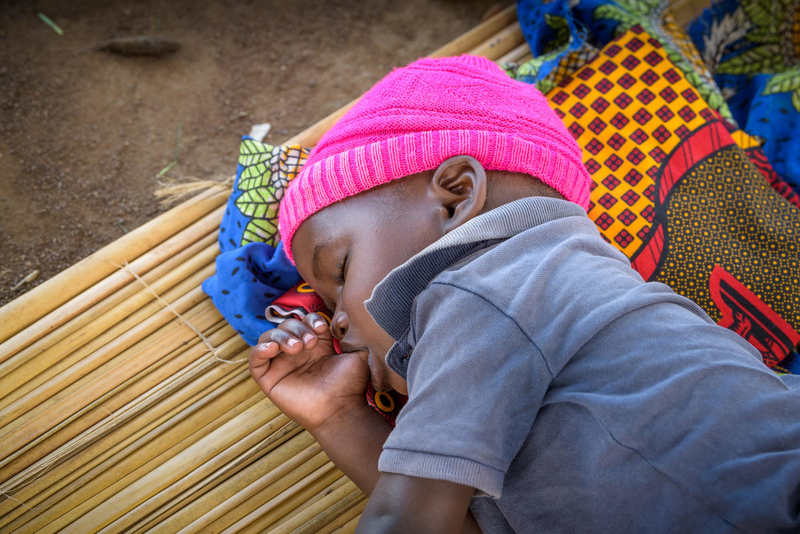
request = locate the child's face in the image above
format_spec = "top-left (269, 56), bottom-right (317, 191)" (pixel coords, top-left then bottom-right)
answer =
top-left (291, 178), bottom-right (443, 396)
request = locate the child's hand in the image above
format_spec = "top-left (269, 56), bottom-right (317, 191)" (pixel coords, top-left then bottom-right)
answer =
top-left (249, 312), bottom-right (370, 433)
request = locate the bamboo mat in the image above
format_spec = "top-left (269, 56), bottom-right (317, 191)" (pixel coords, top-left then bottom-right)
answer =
top-left (0, 6), bottom-right (524, 533)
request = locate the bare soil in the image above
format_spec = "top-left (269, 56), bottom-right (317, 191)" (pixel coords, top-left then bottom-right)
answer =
top-left (0, 0), bottom-right (505, 306)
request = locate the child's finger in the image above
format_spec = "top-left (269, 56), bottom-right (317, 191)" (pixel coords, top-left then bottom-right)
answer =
top-left (279, 318), bottom-right (318, 348)
top-left (269, 328), bottom-right (305, 354)
top-left (248, 342), bottom-right (295, 394)
top-left (249, 340), bottom-right (279, 366)
top-left (304, 312), bottom-right (330, 334)
top-left (256, 329), bottom-right (283, 346)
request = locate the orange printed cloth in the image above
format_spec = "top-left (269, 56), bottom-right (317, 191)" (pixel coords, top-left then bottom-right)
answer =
top-left (545, 25), bottom-right (800, 368)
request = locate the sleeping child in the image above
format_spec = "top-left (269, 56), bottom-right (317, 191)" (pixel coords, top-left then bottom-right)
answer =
top-left (248, 55), bottom-right (800, 533)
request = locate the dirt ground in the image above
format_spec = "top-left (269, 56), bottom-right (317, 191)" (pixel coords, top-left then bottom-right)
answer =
top-left (0, 0), bottom-right (506, 306)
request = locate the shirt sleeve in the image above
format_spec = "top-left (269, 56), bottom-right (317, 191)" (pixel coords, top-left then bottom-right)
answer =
top-left (378, 283), bottom-right (553, 498)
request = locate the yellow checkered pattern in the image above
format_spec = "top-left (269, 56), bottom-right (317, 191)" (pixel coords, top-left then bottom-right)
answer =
top-left (547, 29), bottom-right (711, 255)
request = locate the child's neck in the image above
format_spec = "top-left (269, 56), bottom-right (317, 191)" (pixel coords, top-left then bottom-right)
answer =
top-left (482, 172), bottom-right (565, 214)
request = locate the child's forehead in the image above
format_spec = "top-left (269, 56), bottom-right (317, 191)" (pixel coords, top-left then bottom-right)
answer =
top-left (291, 204), bottom-right (353, 272)
top-left (290, 170), bottom-right (425, 237)
top-left (292, 183), bottom-right (417, 265)
top-left (289, 172), bottom-right (434, 271)
top-left (306, 181), bottom-right (406, 226)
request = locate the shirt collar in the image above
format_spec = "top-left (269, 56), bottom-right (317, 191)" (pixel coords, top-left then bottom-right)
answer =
top-left (365, 197), bottom-right (586, 341)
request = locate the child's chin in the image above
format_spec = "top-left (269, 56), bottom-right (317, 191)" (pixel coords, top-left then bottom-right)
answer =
top-left (366, 354), bottom-right (390, 392)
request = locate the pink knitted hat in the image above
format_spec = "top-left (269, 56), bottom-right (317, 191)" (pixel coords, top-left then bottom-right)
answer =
top-left (279, 54), bottom-right (591, 262)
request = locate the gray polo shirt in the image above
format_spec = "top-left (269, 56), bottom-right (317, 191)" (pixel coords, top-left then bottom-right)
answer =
top-left (365, 197), bottom-right (800, 533)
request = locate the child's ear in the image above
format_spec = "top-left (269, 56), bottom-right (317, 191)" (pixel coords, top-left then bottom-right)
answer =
top-left (429, 155), bottom-right (487, 232)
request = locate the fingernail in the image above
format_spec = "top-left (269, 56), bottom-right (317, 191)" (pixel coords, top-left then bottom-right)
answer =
top-left (302, 333), bottom-right (315, 344)
top-left (287, 338), bottom-right (299, 348)
top-left (313, 320), bottom-right (326, 329)
top-left (259, 342), bottom-right (273, 350)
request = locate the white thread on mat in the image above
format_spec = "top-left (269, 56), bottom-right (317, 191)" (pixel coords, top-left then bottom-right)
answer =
top-left (0, 489), bottom-right (39, 516)
top-left (113, 260), bottom-right (247, 364)
top-left (100, 406), bottom-right (118, 421)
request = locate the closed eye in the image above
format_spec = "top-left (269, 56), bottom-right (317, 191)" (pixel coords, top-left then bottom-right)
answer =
top-left (336, 253), bottom-right (349, 284)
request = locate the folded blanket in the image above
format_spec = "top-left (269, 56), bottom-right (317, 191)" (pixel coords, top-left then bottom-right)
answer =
top-left (202, 142), bottom-right (307, 346)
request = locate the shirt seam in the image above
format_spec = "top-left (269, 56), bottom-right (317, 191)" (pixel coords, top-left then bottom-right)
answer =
top-left (583, 404), bottom-right (750, 534)
top-left (425, 281), bottom-right (553, 379)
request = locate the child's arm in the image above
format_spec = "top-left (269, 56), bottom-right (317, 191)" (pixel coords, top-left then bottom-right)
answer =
top-left (250, 315), bottom-right (483, 532)
top-left (357, 473), bottom-right (483, 534)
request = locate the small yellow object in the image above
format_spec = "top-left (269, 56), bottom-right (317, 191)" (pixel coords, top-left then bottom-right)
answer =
top-left (374, 391), bottom-right (395, 412)
top-left (11, 270), bottom-right (39, 291)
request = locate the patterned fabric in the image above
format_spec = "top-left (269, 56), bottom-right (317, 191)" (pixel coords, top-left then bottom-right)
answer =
top-left (506, 42), bottom-right (601, 95)
top-left (548, 26), bottom-right (800, 367)
top-left (549, 28), bottom-right (712, 255)
top-left (509, 0), bottom-right (595, 93)
top-left (660, 10), bottom-right (713, 87)
top-left (688, 0), bottom-right (800, 194)
top-left (201, 138), bottom-right (308, 346)
top-left (512, 0), bottom-right (732, 119)
top-left (731, 130), bottom-right (800, 208)
top-left (265, 281), bottom-right (335, 325)
top-left (228, 139), bottom-right (309, 248)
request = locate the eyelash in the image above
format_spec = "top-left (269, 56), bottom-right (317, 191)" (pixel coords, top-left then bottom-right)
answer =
top-left (336, 254), bottom-right (349, 284)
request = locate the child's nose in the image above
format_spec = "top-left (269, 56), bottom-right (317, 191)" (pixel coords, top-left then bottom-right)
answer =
top-left (330, 310), bottom-right (349, 341)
